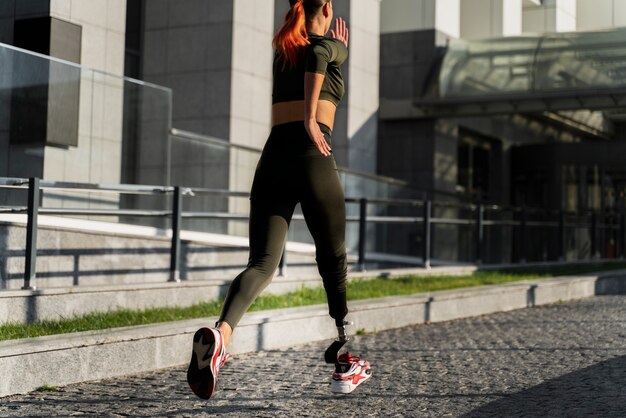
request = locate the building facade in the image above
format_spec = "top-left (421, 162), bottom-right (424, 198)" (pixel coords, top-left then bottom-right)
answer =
top-left (379, 0), bottom-right (626, 262)
top-left (1, 0), bottom-right (625, 262)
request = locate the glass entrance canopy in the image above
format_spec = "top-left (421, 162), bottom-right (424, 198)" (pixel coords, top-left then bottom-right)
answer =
top-left (417, 27), bottom-right (626, 117)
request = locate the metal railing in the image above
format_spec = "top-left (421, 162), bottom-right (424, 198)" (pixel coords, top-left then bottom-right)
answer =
top-left (1, 177), bottom-right (625, 290)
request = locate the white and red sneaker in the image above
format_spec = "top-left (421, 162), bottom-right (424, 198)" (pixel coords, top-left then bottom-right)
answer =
top-left (330, 352), bottom-right (372, 394)
top-left (186, 327), bottom-right (229, 399)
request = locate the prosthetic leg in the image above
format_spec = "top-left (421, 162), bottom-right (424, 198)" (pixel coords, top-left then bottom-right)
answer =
top-left (324, 320), bottom-right (351, 364)
top-left (326, 320), bottom-right (372, 394)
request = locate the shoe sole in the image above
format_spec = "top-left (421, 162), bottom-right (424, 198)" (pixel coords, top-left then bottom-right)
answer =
top-left (187, 327), bottom-right (220, 399)
top-left (330, 369), bottom-right (372, 394)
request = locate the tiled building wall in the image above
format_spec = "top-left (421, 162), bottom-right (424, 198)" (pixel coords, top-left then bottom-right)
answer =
top-left (381, 0), bottom-right (626, 40)
top-left (228, 0), bottom-right (275, 235)
top-left (0, 0), bottom-right (128, 211)
top-left (142, 0), bottom-right (233, 139)
top-left (346, 0), bottom-right (380, 174)
top-left (576, 0), bottom-right (626, 30)
top-left (460, 0), bottom-right (522, 40)
top-left (140, 0), bottom-right (238, 232)
top-left (380, 0), bottom-right (459, 38)
top-left (230, 0), bottom-right (273, 150)
top-left (377, 29), bottom-right (447, 189)
top-left (49, 0), bottom-right (126, 74)
top-left (42, 0), bottom-right (127, 212)
top-left (522, 0), bottom-right (576, 33)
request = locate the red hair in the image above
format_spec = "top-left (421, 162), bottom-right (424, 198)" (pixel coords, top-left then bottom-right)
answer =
top-left (273, 1), bottom-right (309, 70)
top-left (273, 0), bottom-right (328, 70)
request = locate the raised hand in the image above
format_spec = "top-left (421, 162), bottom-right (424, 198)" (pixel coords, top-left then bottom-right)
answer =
top-left (330, 17), bottom-right (349, 48)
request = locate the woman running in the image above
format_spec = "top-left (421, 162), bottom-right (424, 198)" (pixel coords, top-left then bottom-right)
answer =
top-left (187, 0), bottom-right (370, 399)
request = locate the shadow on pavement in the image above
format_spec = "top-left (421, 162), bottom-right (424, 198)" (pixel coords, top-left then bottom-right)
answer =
top-left (461, 354), bottom-right (626, 418)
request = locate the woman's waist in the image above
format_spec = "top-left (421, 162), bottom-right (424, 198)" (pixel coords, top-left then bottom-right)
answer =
top-left (269, 120), bottom-right (332, 138)
top-left (271, 100), bottom-right (336, 131)
top-left (262, 120), bottom-right (333, 158)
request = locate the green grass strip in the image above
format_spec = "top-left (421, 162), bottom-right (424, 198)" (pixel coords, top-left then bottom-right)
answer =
top-left (0, 271), bottom-right (549, 341)
top-left (2, 262), bottom-right (625, 342)
top-left (495, 262), bottom-right (626, 277)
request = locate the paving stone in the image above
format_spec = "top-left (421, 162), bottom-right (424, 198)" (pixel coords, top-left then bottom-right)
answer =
top-left (1, 296), bottom-right (626, 417)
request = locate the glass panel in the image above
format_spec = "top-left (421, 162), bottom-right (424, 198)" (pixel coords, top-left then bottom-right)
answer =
top-left (165, 131), bottom-right (437, 269)
top-left (440, 27), bottom-right (626, 97)
top-left (0, 42), bottom-right (173, 225)
top-left (339, 170), bottom-right (428, 264)
top-left (168, 131), bottom-right (253, 235)
top-left (483, 208), bottom-right (514, 264)
top-left (440, 36), bottom-right (540, 97)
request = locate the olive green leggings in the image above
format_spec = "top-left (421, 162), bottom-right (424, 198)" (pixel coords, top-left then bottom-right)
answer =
top-left (218, 121), bottom-right (348, 329)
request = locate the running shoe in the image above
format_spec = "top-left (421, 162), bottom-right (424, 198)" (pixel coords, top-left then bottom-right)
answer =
top-left (187, 327), bottom-right (229, 399)
top-left (330, 352), bottom-right (372, 394)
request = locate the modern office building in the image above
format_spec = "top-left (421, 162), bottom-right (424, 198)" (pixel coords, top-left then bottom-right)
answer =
top-left (378, 0), bottom-right (626, 261)
top-left (1, 0), bottom-right (625, 263)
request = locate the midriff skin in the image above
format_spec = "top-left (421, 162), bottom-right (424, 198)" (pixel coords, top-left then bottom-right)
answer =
top-left (272, 99), bottom-right (336, 130)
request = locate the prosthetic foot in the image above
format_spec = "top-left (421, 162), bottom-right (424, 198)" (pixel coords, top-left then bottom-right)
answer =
top-left (324, 320), bottom-right (351, 364)
top-left (326, 320), bottom-right (372, 394)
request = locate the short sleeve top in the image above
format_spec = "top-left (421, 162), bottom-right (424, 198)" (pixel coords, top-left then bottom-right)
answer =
top-left (272, 34), bottom-right (348, 106)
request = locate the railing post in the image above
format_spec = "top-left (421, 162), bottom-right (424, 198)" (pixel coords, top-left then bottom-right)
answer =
top-left (591, 211), bottom-right (598, 259)
top-left (278, 247), bottom-right (287, 277)
top-left (169, 186), bottom-right (182, 282)
top-left (474, 203), bottom-right (484, 265)
top-left (422, 200), bottom-right (431, 269)
top-left (23, 177), bottom-right (40, 290)
top-left (558, 210), bottom-right (565, 261)
top-left (356, 198), bottom-right (367, 272)
top-left (618, 209), bottom-right (626, 258)
top-left (520, 206), bottom-right (527, 263)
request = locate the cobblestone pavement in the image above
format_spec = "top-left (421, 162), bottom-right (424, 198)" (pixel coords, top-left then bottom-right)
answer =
top-left (2, 296), bottom-right (626, 417)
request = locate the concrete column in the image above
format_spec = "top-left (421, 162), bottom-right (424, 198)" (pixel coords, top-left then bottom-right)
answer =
top-left (229, 0), bottom-right (275, 235)
top-left (503, 0), bottom-right (523, 36)
top-left (143, 0), bottom-right (273, 146)
top-left (378, 24), bottom-right (449, 190)
top-left (381, 0), bottom-right (459, 38)
top-left (460, 0), bottom-right (522, 40)
top-left (576, 0), bottom-right (626, 30)
top-left (140, 1), bottom-right (276, 236)
top-left (143, 1), bottom-right (233, 139)
top-left (230, 0), bottom-right (274, 150)
top-left (142, 1), bottom-right (235, 230)
top-left (345, 0), bottom-right (380, 173)
top-left (522, 0), bottom-right (576, 33)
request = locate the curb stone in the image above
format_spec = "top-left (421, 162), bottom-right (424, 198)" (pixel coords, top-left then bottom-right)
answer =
top-left (1, 270), bottom-right (625, 397)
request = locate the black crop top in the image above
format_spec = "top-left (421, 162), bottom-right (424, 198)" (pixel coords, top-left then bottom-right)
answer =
top-left (272, 34), bottom-right (348, 106)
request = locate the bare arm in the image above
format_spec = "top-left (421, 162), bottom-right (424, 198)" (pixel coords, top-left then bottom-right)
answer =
top-left (303, 18), bottom-right (348, 157)
top-left (304, 72), bottom-right (332, 157)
